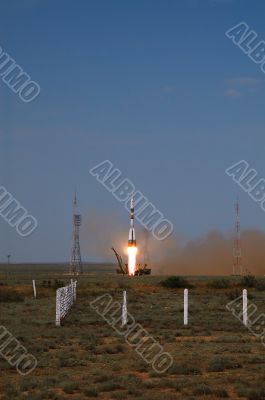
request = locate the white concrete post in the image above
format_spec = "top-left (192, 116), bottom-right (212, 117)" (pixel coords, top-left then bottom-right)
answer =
top-left (243, 289), bottom-right (248, 327)
top-left (184, 288), bottom-right (188, 326)
top-left (73, 281), bottom-right (76, 302)
top-left (56, 289), bottom-right (61, 326)
top-left (71, 279), bottom-right (73, 304)
top-left (32, 280), bottom-right (36, 298)
top-left (70, 279), bottom-right (74, 305)
top-left (122, 290), bottom-right (128, 327)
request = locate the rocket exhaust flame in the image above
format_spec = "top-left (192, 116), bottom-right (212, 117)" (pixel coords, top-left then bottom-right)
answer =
top-left (128, 197), bottom-right (137, 275)
top-left (128, 246), bottom-right (137, 276)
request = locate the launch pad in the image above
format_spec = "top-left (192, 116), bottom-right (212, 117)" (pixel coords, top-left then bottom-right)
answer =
top-left (111, 247), bottom-right (151, 276)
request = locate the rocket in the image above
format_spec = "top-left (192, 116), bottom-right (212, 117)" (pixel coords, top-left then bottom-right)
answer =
top-left (127, 197), bottom-right (137, 276)
top-left (128, 198), bottom-right (136, 247)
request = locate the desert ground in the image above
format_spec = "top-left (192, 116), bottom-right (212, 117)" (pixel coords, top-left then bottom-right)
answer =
top-left (0, 264), bottom-right (265, 400)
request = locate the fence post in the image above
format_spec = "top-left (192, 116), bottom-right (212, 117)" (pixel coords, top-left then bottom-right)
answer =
top-left (243, 289), bottom-right (248, 327)
top-left (56, 289), bottom-right (61, 326)
top-left (32, 280), bottom-right (36, 298)
top-left (70, 279), bottom-right (72, 305)
top-left (73, 281), bottom-right (76, 302)
top-left (122, 290), bottom-right (127, 327)
top-left (184, 288), bottom-right (188, 326)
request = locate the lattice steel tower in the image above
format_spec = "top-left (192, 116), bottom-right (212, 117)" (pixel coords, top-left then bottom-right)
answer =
top-left (70, 192), bottom-right (83, 274)
top-left (232, 199), bottom-right (243, 276)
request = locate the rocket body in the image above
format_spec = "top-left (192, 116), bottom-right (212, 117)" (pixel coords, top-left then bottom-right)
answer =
top-left (127, 197), bottom-right (137, 276)
top-left (128, 198), bottom-right (136, 247)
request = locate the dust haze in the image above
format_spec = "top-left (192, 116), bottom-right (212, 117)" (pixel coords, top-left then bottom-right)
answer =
top-left (82, 210), bottom-right (265, 275)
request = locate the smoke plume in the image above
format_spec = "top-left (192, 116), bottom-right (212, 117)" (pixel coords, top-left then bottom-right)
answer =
top-left (81, 210), bottom-right (265, 275)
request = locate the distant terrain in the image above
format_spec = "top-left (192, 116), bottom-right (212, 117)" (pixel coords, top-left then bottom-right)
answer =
top-left (0, 266), bottom-right (265, 399)
top-left (0, 263), bottom-right (115, 275)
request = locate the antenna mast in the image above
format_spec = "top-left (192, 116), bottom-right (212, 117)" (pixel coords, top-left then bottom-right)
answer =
top-left (70, 191), bottom-right (83, 274)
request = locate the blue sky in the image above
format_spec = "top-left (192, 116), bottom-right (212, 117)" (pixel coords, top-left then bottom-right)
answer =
top-left (1, 0), bottom-right (265, 262)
